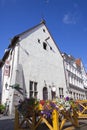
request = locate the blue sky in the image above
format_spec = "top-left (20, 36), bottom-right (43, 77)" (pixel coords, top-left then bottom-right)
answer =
top-left (0, 0), bottom-right (87, 69)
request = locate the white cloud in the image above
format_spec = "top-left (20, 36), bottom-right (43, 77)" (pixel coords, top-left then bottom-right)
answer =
top-left (63, 13), bottom-right (76, 24)
top-left (62, 12), bottom-right (79, 25)
top-left (62, 2), bottom-right (80, 25)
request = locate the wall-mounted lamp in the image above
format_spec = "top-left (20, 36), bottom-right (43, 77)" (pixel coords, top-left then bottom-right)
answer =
top-left (51, 85), bottom-right (56, 92)
top-left (51, 83), bottom-right (56, 92)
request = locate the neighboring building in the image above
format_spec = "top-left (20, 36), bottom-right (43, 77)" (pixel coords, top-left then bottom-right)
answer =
top-left (0, 20), bottom-right (67, 115)
top-left (62, 53), bottom-right (86, 100)
top-left (79, 59), bottom-right (87, 99)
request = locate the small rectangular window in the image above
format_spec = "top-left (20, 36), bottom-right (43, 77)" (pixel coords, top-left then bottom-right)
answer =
top-left (8, 66), bottom-right (10, 77)
top-left (43, 29), bottom-right (45, 32)
top-left (29, 81), bottom-right (38, 98)
top-left (43, 42), bottom-right (47, 50)
top-left (30, 91), bottom-right (33, 98)
top-left (34, 82), bottom-right (37, 91)
top-left (38, 39), bottom-right (40, 43)
top-left (59, 88), bottom-right (64, 98)
top-left (30, 81), bottom-right (33, 91)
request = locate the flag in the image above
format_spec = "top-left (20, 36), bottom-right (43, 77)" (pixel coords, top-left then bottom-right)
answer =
top-left (4, 60), bottom-right (10, 76)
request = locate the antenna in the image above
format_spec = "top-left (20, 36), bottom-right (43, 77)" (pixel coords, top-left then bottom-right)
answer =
top-left (40, 12), bottom-right (46, 24)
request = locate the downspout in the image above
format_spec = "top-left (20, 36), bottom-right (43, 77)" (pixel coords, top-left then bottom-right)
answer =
top-left (62, 56), bottom-right (69, 97)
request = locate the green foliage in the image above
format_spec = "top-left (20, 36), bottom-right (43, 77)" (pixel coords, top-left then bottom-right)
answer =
top-left (0, 104), bottom-right (5, 113)
top-left (18, 98), bottom-right (39, 116)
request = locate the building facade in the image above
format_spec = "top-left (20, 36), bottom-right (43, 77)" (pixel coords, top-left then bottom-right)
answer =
top-left (1, 21), bottom-right (67, 115)
top-left (62, 53), bottom-right (86, 100)
top-left (80, 59), bottom-right (87, 98)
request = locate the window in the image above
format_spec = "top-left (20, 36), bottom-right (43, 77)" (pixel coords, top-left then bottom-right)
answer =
top-left (50, 46), bottom-right (52, 50)
top-left (5, 82), bottom-right (9, 90)
top-left (4, 62), bottom-right (10, 77)
top-left (76, 93), bottom-right (78, 99)
top-left (43, 42), bottom-right (47, 50)
top-left (38, 39), bottom-right (40, 43)
top-left (73, 92), bottom-right (75, 99)
top-left (43, 29), bottom-right (45, 32)
top-left (34, 82), bottom-right (38, 97)
top-left (8, 66), bottom-right (11, 77)
top-left (30, 81), bottom-right (33, 91)
top-left (43, 87), bottom-right (48, 100)
top-left (34, 82), bottom-right (37, 91)
top-left (59, 88), bottom-right (64, 98)
top-left (29, 81), bottom-right (38, 98)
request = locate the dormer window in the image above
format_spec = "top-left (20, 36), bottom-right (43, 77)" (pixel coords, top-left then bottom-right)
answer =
top-left (43, 42), bottom-right (47, 50)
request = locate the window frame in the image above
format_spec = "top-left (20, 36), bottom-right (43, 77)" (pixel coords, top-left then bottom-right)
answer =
top-left (29, 81), bottom-right (38, 98)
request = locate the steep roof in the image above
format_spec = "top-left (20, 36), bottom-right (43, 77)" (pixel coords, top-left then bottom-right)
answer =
top-left (0, 20), bottom-right (46, 68)
top-left (75, 58), bottom-right (81, 67)
top-left (8, 20), bottom-right (46, 48)
top-left (0, 20), bottom-right (62, 67)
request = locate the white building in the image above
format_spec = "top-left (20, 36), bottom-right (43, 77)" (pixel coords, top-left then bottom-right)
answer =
top-left (1, 21), bottom-right (67, 115)
top-left (80, 59), bottom-right (87, 98)
top-left (62, 53), bottom-right (86, 100)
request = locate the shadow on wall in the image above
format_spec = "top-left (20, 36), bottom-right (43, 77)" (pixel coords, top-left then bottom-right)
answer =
top-left (16, 64), bottom-right (27, 97)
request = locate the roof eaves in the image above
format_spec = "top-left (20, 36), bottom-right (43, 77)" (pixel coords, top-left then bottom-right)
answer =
top-left (15, 21), bottom-right (46, 38)
top-left (0, 50), bottom-right (10, 68)
top-left (8, 21), bottom-right (46, 48)
top-left (8, 36), bottom-right (19, 48)
top-left (0, 21), bottom-right (46, 68)
top-left (44, 23), bottom-right (63, 56)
